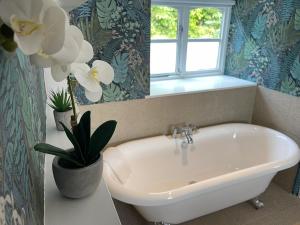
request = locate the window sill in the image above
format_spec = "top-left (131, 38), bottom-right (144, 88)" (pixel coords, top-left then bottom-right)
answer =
top-left (148, 75), bottom-right (257, 98)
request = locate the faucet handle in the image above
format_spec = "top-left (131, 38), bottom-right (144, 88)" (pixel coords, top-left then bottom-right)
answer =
top-left (172, 127), bottom-right (178, 138)
top-left (187, 124), bottom-right (197, 132)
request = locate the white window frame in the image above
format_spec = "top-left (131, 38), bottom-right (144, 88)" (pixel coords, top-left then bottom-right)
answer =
top-left (151, 0), bottom-right (235, 79)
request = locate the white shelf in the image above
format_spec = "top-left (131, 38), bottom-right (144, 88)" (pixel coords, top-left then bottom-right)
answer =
top-left (44, 97), bottom-right (121, 225)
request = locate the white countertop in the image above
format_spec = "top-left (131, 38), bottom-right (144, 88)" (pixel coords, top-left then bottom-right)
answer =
top-left (44, 106), bottom-right (121, 225)
top-left (149, 75), bottom-right (256, 98)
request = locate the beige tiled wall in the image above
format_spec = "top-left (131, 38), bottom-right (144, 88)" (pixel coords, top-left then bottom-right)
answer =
top-left (253, 86), bottom-right (300, 192)
top-left (81, 87), bottom-right (256, 145)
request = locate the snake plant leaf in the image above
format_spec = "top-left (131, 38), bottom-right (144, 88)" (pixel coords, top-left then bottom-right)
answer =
top-left (34, 143), bottom-right (84, 167)
top-left (73, 111), bottom-right (91, 158)
top-left (88, 120), bottom-right (117, 162)
top-left (60, 122), bottom-right (86, 165)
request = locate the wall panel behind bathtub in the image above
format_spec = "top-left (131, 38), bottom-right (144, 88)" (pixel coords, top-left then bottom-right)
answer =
top-left (0, 49), bottom-right (46, 225)
top-left (80, 87), bottom-right (256, 145)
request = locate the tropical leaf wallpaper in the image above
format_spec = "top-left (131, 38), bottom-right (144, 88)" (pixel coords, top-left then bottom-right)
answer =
top-left (225, 0), bottom-right (300, 96)
top-left (70, 0), bottom-right (150, 104)
top-left (0, 49), bottom-right (46, 225)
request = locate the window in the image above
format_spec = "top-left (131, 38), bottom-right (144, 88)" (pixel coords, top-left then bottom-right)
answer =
top-left (150, 0), bottom-right (234, 78)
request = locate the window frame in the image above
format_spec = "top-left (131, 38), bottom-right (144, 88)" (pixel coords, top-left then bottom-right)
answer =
top-left (150, 0), bottom-right (234, 79)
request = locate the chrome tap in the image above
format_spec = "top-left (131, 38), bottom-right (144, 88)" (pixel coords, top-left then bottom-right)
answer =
top-left (182, 127), bottom-right (193, 144)
top-left (172, 124), bottom-right (195, 145)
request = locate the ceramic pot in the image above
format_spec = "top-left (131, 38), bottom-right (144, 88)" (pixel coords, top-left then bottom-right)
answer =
top-left (52, 155), bottom-right (103, 199)
top-left (53, 110), bottom-right (73, 131)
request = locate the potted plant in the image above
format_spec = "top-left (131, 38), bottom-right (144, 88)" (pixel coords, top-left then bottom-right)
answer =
top-left (49, 89), bottom-right (74, 131)
top-left (34, 111), bottom-right (117, 198)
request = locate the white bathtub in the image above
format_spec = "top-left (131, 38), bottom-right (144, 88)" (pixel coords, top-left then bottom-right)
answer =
top-left (103, 123), bottom-right (300, 224)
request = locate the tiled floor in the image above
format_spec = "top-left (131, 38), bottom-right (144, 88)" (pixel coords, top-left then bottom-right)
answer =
top-left (114, 183), bottom-right (300, 225)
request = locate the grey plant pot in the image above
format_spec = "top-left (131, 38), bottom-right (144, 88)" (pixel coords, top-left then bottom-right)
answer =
top-left (52, 155), bottom-right (103, 199)
top-left (53, 110), bottom-right (73, 131)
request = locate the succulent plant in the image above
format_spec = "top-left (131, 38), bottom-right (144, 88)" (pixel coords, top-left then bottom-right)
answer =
top-left (34, 111), bottom-right (117, 168)
top-left (49, 89), bottom-right (72, 112)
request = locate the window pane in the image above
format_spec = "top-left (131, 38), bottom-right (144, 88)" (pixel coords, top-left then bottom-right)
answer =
top-left (188, 8), bottom-right (223, 39)
top-left (186, 42), bottom-right (219, 71)
top-left (151, 6), bottom-right (178, 39)
top-left (151, 43), bottom-right (177, 74)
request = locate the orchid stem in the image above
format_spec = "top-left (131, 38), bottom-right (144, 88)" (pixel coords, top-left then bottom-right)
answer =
top-left (67, 74), bottom-right (77, 128)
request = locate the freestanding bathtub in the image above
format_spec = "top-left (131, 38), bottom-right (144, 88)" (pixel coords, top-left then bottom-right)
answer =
top-left (103, 123), bottom-right (300, 224)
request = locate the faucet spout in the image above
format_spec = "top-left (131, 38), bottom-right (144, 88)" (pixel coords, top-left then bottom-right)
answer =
top-left (183, 128), bottom-right (193, 144)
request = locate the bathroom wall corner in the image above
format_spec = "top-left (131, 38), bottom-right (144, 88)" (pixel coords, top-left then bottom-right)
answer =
top-left (252, 86), bottom-right (300, 192)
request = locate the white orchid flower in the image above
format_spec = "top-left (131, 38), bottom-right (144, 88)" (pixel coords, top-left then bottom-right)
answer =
top-left (30, 25), bottom-right (94, 81)
top-left (0, 0), bottom-right (67, 55)
top-left (71, 60), bottom-right (114, 102)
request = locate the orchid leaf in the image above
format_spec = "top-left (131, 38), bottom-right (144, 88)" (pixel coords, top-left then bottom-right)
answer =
top-left (0, 24), bottom-right (14, 39)
top-left (60, 122), bottom-right (86, 165)
top-left (2, 40), bottom-right (17, 52)
top-left (34, 143), bottom-right (84, 167)
top-left (88, 120), bottom-right (117, 161)
top-left (0, 33), bottom-right (6, 45)
top-left (73, 111), bottom-right (91, 158)
top-left (35, 111), bottom-right (117, 167)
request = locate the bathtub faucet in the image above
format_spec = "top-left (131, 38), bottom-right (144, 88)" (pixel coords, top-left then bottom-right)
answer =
top-left (172, 125), bottom-right (195, 145)
top-left (182, 127), bottom-right (193, 144)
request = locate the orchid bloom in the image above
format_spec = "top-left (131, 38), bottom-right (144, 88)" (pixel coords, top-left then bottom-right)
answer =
top-left (0, 0), bottom-right (67, 55)
top-left (71, 61), bottom-right (114, 102)
top-left (30, 25), bottom-right (94, 81)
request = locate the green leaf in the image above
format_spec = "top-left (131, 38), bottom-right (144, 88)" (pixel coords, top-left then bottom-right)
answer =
top-left (280, 76), bottom-right (299, 96)
top-left (88, 120), bottom-right (117, 162)
top-left (60, 122), bottom-right (86, 164)
top-left (2, 40), bottom-right (17, 52)
top-left (243, 38), bottom-right (258, 60)
top-left (102, 83), bottom-right (123, 102)
top-left (96, 0), bottom-right (117, 29)
top-left (0, 24), bottom-right (14, 39)
top-left (73, 111), bottom-right (91, 158)
top-left (0, 33), bottom-right (6, 45)
top-left (34, 143), bottom-right (84, 167)
top-left (48, 89), bottom-right (72, 112)
top-left (295, 9), bottom-right (300, 31)
top-left (112, 53), bottom-right (129, 84)
top-left (291, 56), bottom-right (300, 80)
top-left (251, 15), bottom-right (266, 40)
